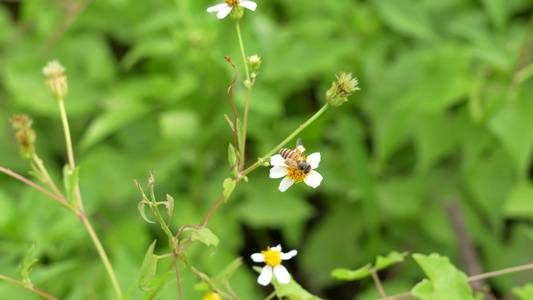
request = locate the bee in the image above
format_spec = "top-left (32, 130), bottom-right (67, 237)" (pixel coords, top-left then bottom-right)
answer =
top-left (279, 138), bottom-right (312, 174)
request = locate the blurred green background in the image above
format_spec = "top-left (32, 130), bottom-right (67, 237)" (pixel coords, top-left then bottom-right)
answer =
top-left (1, 0), bottom-right (533, 299)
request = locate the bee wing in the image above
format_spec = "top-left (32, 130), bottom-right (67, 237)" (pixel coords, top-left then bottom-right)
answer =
top-left (295, 138), bottom-right (306, 156)
top-left (284, 158), bottom-right (300, 169)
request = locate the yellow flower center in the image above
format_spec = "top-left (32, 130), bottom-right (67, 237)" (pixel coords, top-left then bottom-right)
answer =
top-left (224, 0), bottom-right (239, 7)
top-left (287, 168), bottom-right (308, 183)
top-left (202, 292), bottom-right (221, 300)
top-left (261, 247), bottom-right (282, 267)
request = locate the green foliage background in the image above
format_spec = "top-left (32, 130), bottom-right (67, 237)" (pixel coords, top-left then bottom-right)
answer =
top-left (1, 0), bottom-right (533, 299)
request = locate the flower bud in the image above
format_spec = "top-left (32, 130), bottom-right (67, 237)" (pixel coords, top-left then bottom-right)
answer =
top-left (43, 60), bottom-right (68, 101)
top-left (9, 115), bottom-right (36, 159)
top-left (326, 72), bottom-right (360, 107)
top-left (248, 54), bottom-right (261, 71)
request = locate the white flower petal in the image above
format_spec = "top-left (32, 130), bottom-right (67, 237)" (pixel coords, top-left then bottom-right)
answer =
top-left (239, 1), bottom-right (257, 11)
top-left (216, 6), bottom-right (233, 19)
top-left (304, 171), bottom-right (322, 188)
top-left (307, 152), bottom-right (321, 169)
top-left (270, 154), bottom-right (286, 166)
top-left (279, 177), bottom-right (294, 192)
top-left (257, 266), bottom-right (273, 286)
top-left (280, 249), bottom-right (297, 260)
top-left (270, 166), bottom-right (289, 178)
top-left (271, 244), bottom-right (282, 252)
top-left (251, 253), bottom-right (265, 263)
top-left (207, 3), bottom-right (228, 13)
top-left (273, 265), bottom-right (291, 284)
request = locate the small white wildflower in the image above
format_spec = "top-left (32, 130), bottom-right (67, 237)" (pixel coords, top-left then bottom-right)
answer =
top-left (251, 244), bottom-right (297, 286)
top-left (269, 152), bottom-right (323, 192)
top-left (207, 0), bottom-right (257, 19)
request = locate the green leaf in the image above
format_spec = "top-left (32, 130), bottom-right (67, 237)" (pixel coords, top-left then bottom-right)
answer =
top-left (228, 143), bottom-right (238, 176)
top-left (79, 99), bottom-right (149, 151)
top-left (375, 251), bottom-right (408, 271)
top-left (489, 97), bottom-right (533, 178)
top-left (138, 201), bottom-right (155, 224)
top-left (138, 240), bottom-right (158, 291)
top-left (331, 263), bottom-right (372, 281)
top-left (411, 253), bottom-right (474, 300)
top-left (223, 177), bottom-right (236, 202)
top-left (513, 283), bottom-right (533, 300)
top-left (21, 245), bottom-right (38, 285)
top-left (216, 257), bottom-right (242, 280)
top-left (372, 0), bottom-right (436, 42)
top-left (183, 227), bottom-right (219, 249)
top-left (272, 274), bottom-right (325, 300)
top-left (503, 183), bottom-right (533, 219)
top-left (236, 119), bottom-right (244, 159)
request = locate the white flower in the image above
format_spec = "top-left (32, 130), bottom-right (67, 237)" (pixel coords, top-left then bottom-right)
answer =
top-left (251, 244), bottom-right (297, 286)
top-left (269, 152), bottom-right (323, 192)
top-left (207, 0), bottom-right (257, 19)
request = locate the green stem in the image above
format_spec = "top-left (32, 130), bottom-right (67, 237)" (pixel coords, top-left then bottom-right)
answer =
top-left (31, 154), bottom-right (66, 203)
top-left (57, 99), bottom-right (75, 170)
top-left (235, 20), bottom-right (252, 172)
top-left (0, 274), bottom-right (60, 300)
top-left (235, 20), bottom-right (250, 82)
top-left (0, 166), bottom-right (71, 209)
top-left (240, 103), bottom-right (330, 177)
top-left (57, 98), bottom-right (122, 299)
top-left (80, 216), bottom-right (123, 299)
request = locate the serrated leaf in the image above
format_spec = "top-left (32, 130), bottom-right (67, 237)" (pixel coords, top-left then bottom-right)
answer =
top-left (138, 201), bottom-right (155, 224)
top-left (411, 253), bottom-right (474, 300)
top-left (63, 165), bottom-right (80, 207)
top-left (331, 263), bottom-right (372, 281)
top-left (138, 240), bottom-right (158, 291)
top-left (223, 177), bottom-right (236, 202)
top-left (513, 283), bottom-right (533, 300)
top-left (183, 227), bottom-right (219, 249)
top-left (21, 245), bottom-right (38, 284)
top-left (375, 251), bottom-right (408, 271)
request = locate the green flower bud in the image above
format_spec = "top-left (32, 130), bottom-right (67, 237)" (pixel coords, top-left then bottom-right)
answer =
top-left (43, 60), bottom-right (68, 101)
top-left (326, 72), bottom-right (360, 107)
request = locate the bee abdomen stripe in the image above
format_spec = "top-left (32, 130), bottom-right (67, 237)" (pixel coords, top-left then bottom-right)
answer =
top-left (280, 148), bottom-right (294, 159)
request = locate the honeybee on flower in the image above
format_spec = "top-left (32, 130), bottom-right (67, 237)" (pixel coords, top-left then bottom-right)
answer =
top-left (269, 139), bottom-right (323, 192)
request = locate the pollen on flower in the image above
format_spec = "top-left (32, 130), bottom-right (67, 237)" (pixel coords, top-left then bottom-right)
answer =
top-left (287, 168), bottom-right (307, 183)
top-left (261, 246), bottom-right (282, 267)
top-left (224, 0), bottom-right (239, 6)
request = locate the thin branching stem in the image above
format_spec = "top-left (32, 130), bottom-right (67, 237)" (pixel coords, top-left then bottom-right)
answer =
top-left (370, 269), bottom-right (388, 299)
top-left (0, 166), bottom-right (70, 208)
top-left (0, 274), bottom-right (60, 300)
